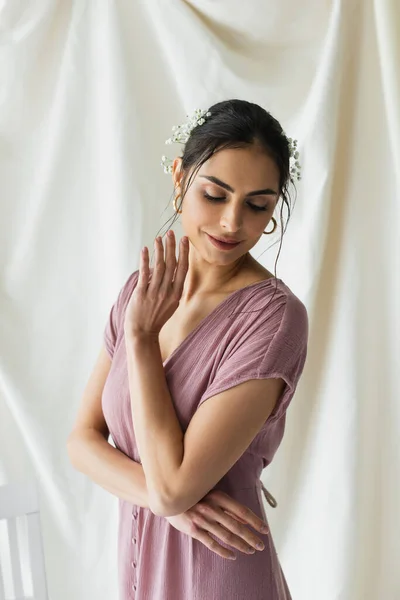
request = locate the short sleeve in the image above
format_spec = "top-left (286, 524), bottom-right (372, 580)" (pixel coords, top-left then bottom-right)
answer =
top-left (198, 292), bottom-right (309, 425)
top-left (103, 269), bottom-right (139, 360)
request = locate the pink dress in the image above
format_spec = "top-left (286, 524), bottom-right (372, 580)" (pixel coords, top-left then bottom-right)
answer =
top-left (102, 269), bottom-right (308, 599)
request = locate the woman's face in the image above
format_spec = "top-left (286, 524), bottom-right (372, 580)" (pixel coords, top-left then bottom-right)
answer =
top-left (172, 145), bottom-right (281, 265)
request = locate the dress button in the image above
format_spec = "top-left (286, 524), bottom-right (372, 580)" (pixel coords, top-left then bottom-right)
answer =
top-left (131, 537), bottom-right (137, 544)
top-left (131, 561), bottom-right (136, 568)
top-left (131, 512), bottom-right (137, 520)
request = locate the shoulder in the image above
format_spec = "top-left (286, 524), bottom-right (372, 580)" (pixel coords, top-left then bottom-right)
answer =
top-left (276, 280), bottom-right (308, 328)
top-left (271, 280), bottom-right (309, 347)
top-left (239, 277), bottom-right (308, 320)
top-left (235, 278), bottom-right (309, 348)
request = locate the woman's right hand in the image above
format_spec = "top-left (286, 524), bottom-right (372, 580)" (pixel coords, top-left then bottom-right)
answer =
top-left (165, 489), bottom-right (269, 560)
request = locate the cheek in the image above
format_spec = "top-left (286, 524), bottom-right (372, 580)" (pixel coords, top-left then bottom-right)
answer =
top-left (181, 194), bottom-right (209, 224)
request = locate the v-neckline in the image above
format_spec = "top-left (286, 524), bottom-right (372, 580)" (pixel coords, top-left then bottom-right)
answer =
top-left (162, 276), bottom-right (282, 369)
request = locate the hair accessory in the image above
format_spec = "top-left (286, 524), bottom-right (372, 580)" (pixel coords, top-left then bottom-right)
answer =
top-left (161, 108), bottom-right (212, 174)
top-left (284, 135), bottom-right (301, 181)
top-left (161, 108), bottom-right (301, 182)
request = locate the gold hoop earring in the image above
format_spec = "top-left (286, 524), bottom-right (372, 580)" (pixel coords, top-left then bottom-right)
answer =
top-left (263, 216), bottom-right (277, 235)
top-left (173, 193), bottom-right (182, 214)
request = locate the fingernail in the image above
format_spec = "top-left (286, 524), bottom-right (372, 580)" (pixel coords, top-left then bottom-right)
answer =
top-left (261, 526), bottom-right (269, 533)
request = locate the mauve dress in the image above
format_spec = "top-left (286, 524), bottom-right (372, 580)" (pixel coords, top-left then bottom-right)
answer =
top-left (101, 268), bottom-right (309, 600)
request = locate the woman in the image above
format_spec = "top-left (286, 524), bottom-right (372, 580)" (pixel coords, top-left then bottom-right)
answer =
top-left (68, 99), bottom-right (308, 599)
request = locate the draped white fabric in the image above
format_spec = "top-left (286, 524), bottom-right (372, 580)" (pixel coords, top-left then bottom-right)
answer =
top-left (1, 1), bottom-right (399, 598)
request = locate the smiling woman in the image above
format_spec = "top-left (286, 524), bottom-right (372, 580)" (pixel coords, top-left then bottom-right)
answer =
top-left (71, 99), bottom-right (308, 600)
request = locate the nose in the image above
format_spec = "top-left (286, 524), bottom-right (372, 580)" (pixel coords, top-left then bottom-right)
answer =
top-left (219, 203), bottom-right (243, 233)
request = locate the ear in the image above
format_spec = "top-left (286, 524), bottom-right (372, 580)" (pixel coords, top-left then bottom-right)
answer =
top-left (172, 157), bottom-right (184, 189)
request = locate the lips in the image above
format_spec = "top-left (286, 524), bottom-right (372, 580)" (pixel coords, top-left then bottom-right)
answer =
top-left (211, 236), bottom-right (240, 244)
top-left (206, 233), bottom-right (241, 250)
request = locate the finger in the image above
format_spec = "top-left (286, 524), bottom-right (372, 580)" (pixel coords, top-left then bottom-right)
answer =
top-left (199, 499), bottom-right (268, 549)
top-left (150, 236), bottom-right (166, 289)
top-left (192, 528), bottom-right (237, 561)
top-left (194, 511), bottom-right (260, 555)
top-left (222, 510), bottom-right (248, 525)
top-left (217, 513), bottom-right (266, 551)
top-left (223, 508), bottom-right (269, 534)
top-left (214, 493), bottom-right (269, 534)
top-left (173, 236), bottom-right (189, 295)
top-left (164, 230), bottom-right (177, 283)
top-left (137, 246), bottom-right (150, 291)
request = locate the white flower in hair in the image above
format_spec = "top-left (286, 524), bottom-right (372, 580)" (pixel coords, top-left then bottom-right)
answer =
top-left (161, 108), bottom-right (212, 174)
top-left (285, 136), bottom-right (301, 181)
top-left (161, 109), bottom-right (302, 182)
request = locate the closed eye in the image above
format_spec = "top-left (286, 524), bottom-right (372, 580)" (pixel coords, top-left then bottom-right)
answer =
top-left (203, 192), bottom-right (268, 212)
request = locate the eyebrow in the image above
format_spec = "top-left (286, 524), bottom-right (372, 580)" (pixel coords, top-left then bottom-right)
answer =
top-left (199, 175), bottom-right (278, 197)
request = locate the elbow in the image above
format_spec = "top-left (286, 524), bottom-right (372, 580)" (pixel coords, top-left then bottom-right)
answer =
top-left (150, 491), bottom-right (191, 517)
top-left (151, 501), bottom-right (180, 518)
top-left (150, 502), bottom-right (168, 517)
top-left (158, 505), bottom-right (185, 517)
top-left (148, 487), bottom-right (182, 517)
top-left (148, 492), bottom-right (171, 517)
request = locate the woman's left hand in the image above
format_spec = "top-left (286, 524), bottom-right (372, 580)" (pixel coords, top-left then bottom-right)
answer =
top-left (124, 230), bottom-right (189, 338)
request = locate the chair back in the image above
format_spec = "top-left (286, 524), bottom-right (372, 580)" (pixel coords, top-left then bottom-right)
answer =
top-left (0, 481), bottom-right (49, 600)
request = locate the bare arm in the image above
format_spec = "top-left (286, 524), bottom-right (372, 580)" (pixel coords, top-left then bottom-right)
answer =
top-left (66, 345), bottom-right (150, 508)
top-left (67, 429), bottom-right (150, 508)
top-left (124, 333), bottom-right (283, 516)
top-left (66, 344), bottom-right (269, 560)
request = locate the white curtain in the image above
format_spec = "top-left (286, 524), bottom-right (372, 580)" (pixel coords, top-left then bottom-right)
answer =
top-left (1, 1), bottom-right (399, 598)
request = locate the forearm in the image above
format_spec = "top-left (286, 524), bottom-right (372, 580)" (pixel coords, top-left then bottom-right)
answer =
top-left (67, 429), bottom-right (150, 508)
top-left (125, 332), bottom-right (184, 512)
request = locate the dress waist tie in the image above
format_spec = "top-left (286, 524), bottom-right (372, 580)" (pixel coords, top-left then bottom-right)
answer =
top-left (260, 481), bottom-right (278, 508)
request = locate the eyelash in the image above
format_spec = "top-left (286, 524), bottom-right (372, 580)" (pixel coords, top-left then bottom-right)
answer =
top-left (203, 192), bottom-right (268, 212)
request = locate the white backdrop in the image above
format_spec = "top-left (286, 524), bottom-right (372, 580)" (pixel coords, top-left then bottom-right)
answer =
top-left (1, 0), bottom-right (399, 598)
